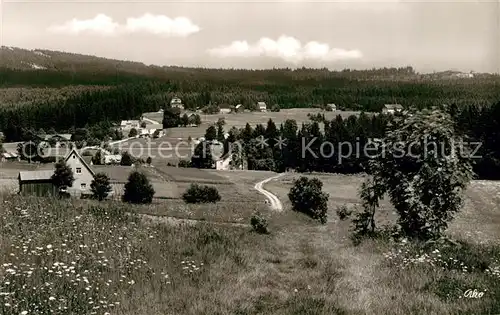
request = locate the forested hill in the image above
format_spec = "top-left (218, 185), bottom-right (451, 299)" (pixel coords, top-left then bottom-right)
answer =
top-left (1, 45), bottom-right (500, 142)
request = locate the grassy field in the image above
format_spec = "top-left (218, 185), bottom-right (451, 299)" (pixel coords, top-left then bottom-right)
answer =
top-left (1, 172), bottom-right (500, 314)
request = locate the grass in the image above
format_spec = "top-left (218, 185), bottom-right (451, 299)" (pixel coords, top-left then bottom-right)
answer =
top-left (2, 172), bottom-right (500, 314)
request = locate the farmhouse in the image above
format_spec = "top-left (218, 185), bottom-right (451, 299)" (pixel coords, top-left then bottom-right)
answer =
top-left (327, 104), bottom-right (337, 111)
top-left (18, 148), bottom-right (95, 197)
top-left (382, 104), bottom-right (403, 114)
top-left (120, 120), bottom-right (140, 132)
top-left (257, 102), bottom-right (267, 112)
top-left (170, 97), bottom-right (184, 110)
top-left (40, 134), bottom-right (72, 142)
top-left (220, 108), bottom-right (231, 114)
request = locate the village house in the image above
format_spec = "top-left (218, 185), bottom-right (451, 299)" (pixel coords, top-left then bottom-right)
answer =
top-left (220, 108), bottom-right (231, 114)
top-left (39, 134), bottom-right (72, 143)
top-left (327, 104), bottom-right (337, 111)
top-left (257, 101), bottom-right (267, 112)
top-left (18, 148), bottom-right (95, 197)
top-left (104, 154), bottom-right (122, 165)
top-left (170, 97), bottom-right (184, 110)
top-left (382, 104), bottom-right (404, 114)
top-left (120, 120), bottom-right (140, 133)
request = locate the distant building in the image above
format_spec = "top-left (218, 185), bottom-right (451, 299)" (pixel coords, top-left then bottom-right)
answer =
top-left (170, 97), bottom-right (184, 110)
top-left (120, 120), bottom-right (140, 132)
top-left (382, 104), bottom-right (404, 114)
top-left (220, 108), bottom-right (231, 114)
top-left (104, 154), bottom-right (122, 165)
top-left (327, 104), bottom-right (337, 111)
top-left (37, 134), bottom-right (72, 142)
top-left (235, 104), bottom-right (243, 112)
top-left (1, 152), bottom-right (20, 162)
top-left (257, 101), bottom-right (267, 112)
top-left (454, 72), bottom-right (474, 79)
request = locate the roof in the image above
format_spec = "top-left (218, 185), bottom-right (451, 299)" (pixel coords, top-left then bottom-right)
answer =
top-left (39, 134), bottom-right (72, 141)
top-left (384, 104), bottom-right (403, 109)
top-left (19, 170), bottom-right (54, 181)
top-left (120, 120), bottom-right (140, 126)
top-left (64, 148), bottom-right (96, 176)
top-left (144, 124), bottom-right (163, 130)
top-left (2, 152), bottom-right (19, 158)
top-left (235, 104), bottom-right (242, 109)
top-left (82, 156), bottom-right (93, 165)
top-left (327, 103), bottom-right (336, 107)
top-left (170, 97), bottom-right (182, 104)
top-left (257, 101), bottom-right (267, 107)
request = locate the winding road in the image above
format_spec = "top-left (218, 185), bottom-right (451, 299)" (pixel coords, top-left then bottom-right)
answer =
top-left (254, 173), bottom-right (286, 212)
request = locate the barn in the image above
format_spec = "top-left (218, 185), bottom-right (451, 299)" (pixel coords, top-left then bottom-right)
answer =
top-left (18, 170), bottom-right (57, 196)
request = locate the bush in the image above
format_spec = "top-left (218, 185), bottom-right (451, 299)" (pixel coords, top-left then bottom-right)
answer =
top-left (182, 184), bottom-right (221, 204)
top-left (122, 171), bottom-right (155, 204)
top-left (178, 159), bottom-right (192, 168)
top-left (128, 128), bottom-right (138, 137)
top-left (336, 205), bottom-right (352, 220)
top-left (90, 172), bottom-right (112, 201)
top-left (120, 151), bottom-right (134, 166)
top-left (250, 211), bottom-right (269, 234)
top-left (288, 177), bottom-right (329, 224)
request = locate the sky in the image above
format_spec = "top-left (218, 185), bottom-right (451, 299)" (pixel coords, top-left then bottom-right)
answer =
top-left (0, 0), bottom-right (499, 73)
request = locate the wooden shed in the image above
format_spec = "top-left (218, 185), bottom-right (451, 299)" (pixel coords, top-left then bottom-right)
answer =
top-left (18, 170), bottom-right (57, 196)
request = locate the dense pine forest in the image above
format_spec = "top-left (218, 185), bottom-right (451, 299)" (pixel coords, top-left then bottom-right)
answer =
top-left (2, 46), bottom-right (500, 178)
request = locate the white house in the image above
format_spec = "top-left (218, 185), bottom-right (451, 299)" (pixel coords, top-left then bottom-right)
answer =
top-left (62, 148), bottom-right (96, 196)
top-left (235, 104), bottom-right (243, 112)
top-left (220, 108), bottom-right (231, 114)
top-left (170, 97), bottom-right (184, 110)
top-left (104, 154), bottom-right (122, 165)
top-left (257, 101), bottom-right (267, 112)
top-left (120, 120), bottom-right (140, 133)
top-left (382, 104), bottom-right (404, 114)
top-left (327, 104), bottom-right (337, 111)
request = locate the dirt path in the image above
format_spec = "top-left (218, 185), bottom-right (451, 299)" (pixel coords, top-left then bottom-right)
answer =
top-left (254, 173), bottom-right (286, 211)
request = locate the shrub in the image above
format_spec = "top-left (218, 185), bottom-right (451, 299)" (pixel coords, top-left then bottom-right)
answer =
top-left (178, 159), bottom-right (192, 168)
top-left (128, 128), bottom-right (138, 137)
top-left (336, 205), bottom-right (352, 220)
top-left (51, 160), bottom-right (74, 190)
top-left (182, 184), bottom-right (221, 204)
top-left (288, 177), bottom-right (329, 224)
top-left (120, 151), bottom-right (134, 166)
top-left (122, 171), bottom-right (155, 204)
top-left (90, 172), bottom-right (112, 201)
top-left (146, 156), bottom-right (152, 165)
top-left (250, 211), bottom-right (269, 234)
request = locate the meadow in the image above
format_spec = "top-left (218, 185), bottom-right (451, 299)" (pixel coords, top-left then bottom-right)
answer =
top-left (1, 172), bottom-right (500, 315)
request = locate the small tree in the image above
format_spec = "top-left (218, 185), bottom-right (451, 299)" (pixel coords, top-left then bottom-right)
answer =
top-left (120, 152), bottom-right (134, 166)
top-left (140, 121), bottom-right (147, 128)
top-left (191, 141), bottom-right (213, 169)
top-left (122, 171), bottom-right (155, 204)
top-left (288, 177), bottom-right (329, 224)
top-left (52, 160), bottom-right (75, 191)
top-left (90, 173), bottom-right (112, 201)
top-left (250, 211), bottom-right (269, 234)
top-left (205, 125), bottom-right (217, 141)
top-left (193, 114), bottom-right (202, 126)
top-left (359, 109), bottom-right (474, 240)
top-left (128, 128), bottom-right (138, 137)
top-left (146, 156), bottom-right (152, 165)
top-left (181, 114), bottom-right (189, 127)
top-left (182, 184), bottom-right (221, 203)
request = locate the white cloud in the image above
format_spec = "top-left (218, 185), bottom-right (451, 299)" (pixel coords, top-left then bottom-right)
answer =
top-left (48, 14), bottom-right (119, 36)
top-left (125, 14), bottom-right (200, 37)
top-left (48, 14), bottom-right (200, 37)
top-left (207, 36), bottom-right (363, 63)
